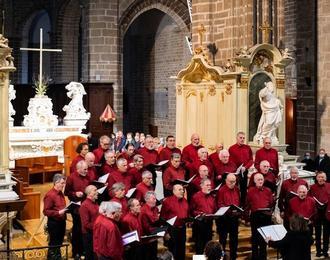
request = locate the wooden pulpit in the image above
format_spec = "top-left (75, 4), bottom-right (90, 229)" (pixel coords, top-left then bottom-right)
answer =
top-left (64, 135), bottom-right (87, 176)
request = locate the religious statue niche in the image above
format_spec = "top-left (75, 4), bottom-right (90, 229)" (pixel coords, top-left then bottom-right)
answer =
top-left (250, 49), bottom-right (273, 74)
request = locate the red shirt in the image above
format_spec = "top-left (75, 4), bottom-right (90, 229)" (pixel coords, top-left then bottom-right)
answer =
top-left (162, 165), bottom-right (185, 192)
top-left (128, 167), bottom-right (144, 186)
top-left (246, 186), bottom-right (274, 213)
top-left (278, 178), bottom-right (307, 212)
top-left (190, 176), bottom-right (215, 196)
top-left (64, 173), bottom-right (90, 202)
top-left (159, 147), bottom-right (181, 162)
top-left (93, 147), bottom-right (107, 164)
top-left (182, 144), bottom-right (203, 168)
top-left (309, 183), bottom-right (330, 219)
top-left (190, 191), bottom-right (216, 216)
top-left (228, 143), bottom-right (253, 169)
top-left (160, 195), bottom-right (189, 227)
top-left (217, 185), bottom-right (240, 208)
top-left (101, 163), bottom-right (117, 175)
top-left (79, 198), bottom-right (99, 234)
top-left (214, 161), bottom-right (237, 181)
top-left (209, 151), bottom-right (219, 169)
top-left (111, 197), bottom-right (128, 216)
top-left (138, 147), bottom-right (159, 166)
top-left (107, 171), bottom-right (134, 194)
top-left (70, 155), bottom-right (84, 174)
top-left (93, 215), bottom-right (123, 259)
top-left (255, 147), bottom-right (279, 175)
top-left (189, 159), bottom-right (214, 179)
top-left (43, 188), bottom-right (66, 221)
top-left (135, 182), bottom-right (154, 203)
top-left (122, 212), bottom-right (143, 237)
top-left (140, 204), bottom-right (160, 235)
top-left (118, 152), bottom-right (135, 166)
top-left (288, 196), bottom-right (316, 220)
top-left (88, 166), bottom-right (97, 181)
top-left (326, 195), bottom-right (330, 221)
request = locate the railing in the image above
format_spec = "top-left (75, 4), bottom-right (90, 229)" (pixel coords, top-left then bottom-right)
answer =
top-left (0, 244), bottom-right (69, 260)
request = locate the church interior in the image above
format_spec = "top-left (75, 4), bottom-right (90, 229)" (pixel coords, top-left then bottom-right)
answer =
top-left (0, 0), bottom-right (329, 259)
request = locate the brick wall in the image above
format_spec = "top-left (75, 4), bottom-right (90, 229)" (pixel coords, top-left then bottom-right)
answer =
top-left (317, 0), bottom-right (330, 151)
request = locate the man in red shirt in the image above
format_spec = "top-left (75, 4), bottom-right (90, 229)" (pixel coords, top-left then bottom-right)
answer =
top-left (309, 171), bottom-right (330, 257)
top-left (93, 201), bottom-right (123, 260)
top-left (121, 198), bottom-right (143, 260)
top-left (70, 142), bottom-right (89, 174)
top-left (229, 131), bottom-right (253, 204)
top-left (190, 165), bottom-right (214, 196)
top-left (216, 173), bottom-right (241, 260)
top-left (107, 158), bottom-right (133, 196)
top-left (65, 160), bottom-right (91, 259)
top-left (128, 154), bottom-right (145, 185)
top-left (85, 152), bottom-right (97, 181)
top-left (93, 135), bottom-right (111, 164)
top-left (79, 185), bottom-right (99, 260)
top-left (135, 171), bottom-right (154, 203)
top-left (288, 185), bottom-right (316, 230)
top-left (246, 173), bottom-right (274, 260)
top-left (159, 135), bottom-right (181, 161)
top-left (190, 178), bottom-right (216, 254)
top-left (110, 182), bottom-right (128, 217)
top-left (189, 147), bottom-right (214, 179)
top-left (118, 143), bottom-right (135, 167)
top-left (162, 153), bottom-right (185, 196)
top-left (140, 191), bottom-right (160, 260)
top-left (161, 184), bottom-right (189, 260)
top-left (254, 137), bottom-right (279, 175)
top-left (102, 150), bottom-right (117, 175)
top-left (249, 160), bottom-right (277, 193)
top-left (278, 166), bottom-right (308, 228)
top-left (214, 149), bottom-right (237, 185)
top-left (209, 143), bottom-right (224, 169)
top-left (182, 133), bottom-right (204, 169)
top-left (43, 174), bottom-right (67, 259)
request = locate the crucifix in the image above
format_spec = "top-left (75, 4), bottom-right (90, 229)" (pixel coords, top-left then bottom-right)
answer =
top-left (20, 28), bottom-right (62, 88)
top-left (259, 21), bottom-right (273, 43)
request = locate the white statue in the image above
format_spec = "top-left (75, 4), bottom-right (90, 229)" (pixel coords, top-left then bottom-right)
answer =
top-left (253, 81), bottom-right (283, 145)
top-left (63, 82), bottom-right (90, 127)
top-left (8, 84), bottom-right (16, 125)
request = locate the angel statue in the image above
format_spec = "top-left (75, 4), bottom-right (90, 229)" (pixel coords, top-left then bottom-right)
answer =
top-left (253, 81), bottom-right (283, 145)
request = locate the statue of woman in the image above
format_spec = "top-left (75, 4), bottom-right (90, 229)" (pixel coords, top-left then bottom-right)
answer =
top-left (253, 81), bottom-right (283, 145)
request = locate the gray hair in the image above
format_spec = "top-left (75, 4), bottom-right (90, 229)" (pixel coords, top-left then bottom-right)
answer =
top-left (85, 185), bottom-right (97, 195)
top-left (116, 158), bottom-right (127, 167)
top-left (144, 191), bottom-right (156, 202)
top-left (76, 160), bottom-right (88, 170)
top-left (200, 178), bottom-right (211, 187)
top-left (53, 174), bottom-right (65, 184)
top-left (100, 135), bottom-right (110, 142)
top-left (99, 201), bottom-right (121, 215)
top-left (197, 147), bottom-right (208, 156)
top-left (104, 150), bottom-right (116, 158)
top-left (133, 154), bottom-right (143, 162)
top-left (219, 149), bottom-right (229, 157)
top-left (127, 198), bottom-right (139, 209)
top-left (290, 166), bottom-right (299, 173)
top-left (142, 170), bottom-right (152, 178)
top-left (112, 182), bottom-right (125, 192)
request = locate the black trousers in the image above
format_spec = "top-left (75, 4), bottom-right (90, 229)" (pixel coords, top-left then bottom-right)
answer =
top-left (83, 231), bottom-right (96, 260)
top-left (168, 226), bottom-right (186, 260)
top-left (314, 217), bottom-right (330, 254)
top-left (47, 218), bottom-right (66, 260)
top-left (194, 219), bottom-right (213, 254)
top-left (250, 212), bottom-right (272, 260)
top-left (239, 171), bottom-right (248, 205)
top-left (217, 215), bottom-right (239, 260)
top-left (124, 242), bottom-right (143, 260)
top-left (71, 211), bottom-right (84, 257)
top-left (141, 241), bottom-right (158, 260)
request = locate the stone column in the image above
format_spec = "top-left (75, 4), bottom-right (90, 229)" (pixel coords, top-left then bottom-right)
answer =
top-left (0, 35), bottom-right (16, 172)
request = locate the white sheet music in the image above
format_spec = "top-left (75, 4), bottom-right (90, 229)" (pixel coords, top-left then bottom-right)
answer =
top-left (98, 173), bottom-right (109, 183)
top-left (122, 230), bottom-right (139, 245)
top-left (214, 206), bottom-right (230, 216)
top-left (125, 188), bottom-right (136, 198)
top-left (257, 224), bottom-right (287, 241)
top-left (167, 216), bottom-right (177, 226)
top-left (97, 186), bottom-right (107, 194)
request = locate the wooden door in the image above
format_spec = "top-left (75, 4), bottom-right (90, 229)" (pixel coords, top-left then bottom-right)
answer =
top-left (64, 136), bottom-right (87, 176)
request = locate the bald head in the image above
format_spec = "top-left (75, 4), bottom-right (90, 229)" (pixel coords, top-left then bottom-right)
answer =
top-left (297, 185), bottom-right (308, 199)
top-left (198, 147), bottom-right (208, 160)
top-left (219, 149), bottom-right (230, 163)
top-left (198, 165), bottom-right (209, 178)
top-left (215, 143), bottom-right (224, 153)
top-left (173, 184), bottom-right (184, 198)
top-left (226, 173), bottom-right (236, 189)
top-left (85, 152), bottom-right (95, 167)
top-left (260, 160), bottom-right (270, 174)
top-left (191, 133), bottom-right (200, 146)
top-left (76, 160), bottom-right (88, 176)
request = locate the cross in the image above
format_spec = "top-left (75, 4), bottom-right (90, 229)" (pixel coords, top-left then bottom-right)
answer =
top-left (197, 24), bottom-right (206, 46)
top-left (20, 28), bottom-right (62, 88)
top-left (259, 21), bottom-right (273, 43)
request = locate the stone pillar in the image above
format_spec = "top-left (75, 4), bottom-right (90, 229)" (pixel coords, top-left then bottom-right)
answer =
top-left (0, 35), bottom-right (16, 171)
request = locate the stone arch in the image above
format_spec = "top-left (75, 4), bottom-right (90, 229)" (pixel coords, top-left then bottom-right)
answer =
top-left (119, 0), bottom-right (190, 35)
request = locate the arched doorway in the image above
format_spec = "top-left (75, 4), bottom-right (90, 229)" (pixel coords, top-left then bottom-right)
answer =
top-left (123, 8), bottom-right (190, 136)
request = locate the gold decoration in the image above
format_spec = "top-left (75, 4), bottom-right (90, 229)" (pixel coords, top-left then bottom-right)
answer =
top-left (259, 21), bottom-right (273, 43)
top-left (0, 72), bottom-right (6, 82)
top-left (221, 92), bottom-right (224, 102)
top-left (225, 83), bottom-right (232, 95)
top-left (240, 77), bottom-right (248, 89)
top-left (177, 85), bottom-right (182, 95)
top-left (186, 89), bottom-right (197, 98)
top-left (276, 78), bottom-right (285, 89)
top-left (200, 92), bottom-right (204, 102)
top-left (197, 24), bottom-right (206, 46)
top-left (208, 85), bottom-right (216, 96)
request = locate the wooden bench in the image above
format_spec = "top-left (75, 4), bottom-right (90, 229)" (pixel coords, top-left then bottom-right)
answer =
top-left (15, 156), bottom-right (63, 184)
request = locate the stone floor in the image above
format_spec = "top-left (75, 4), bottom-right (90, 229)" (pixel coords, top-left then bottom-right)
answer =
top-left (9, 182), bottom-right (325, 260)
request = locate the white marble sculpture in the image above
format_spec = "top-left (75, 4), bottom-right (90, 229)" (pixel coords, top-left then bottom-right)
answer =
top-left (8, 84), bottom-right (15, 126)
top-left (63, 81), bottom-right (90, 127)
top-left (23, 95), bottom-right (58, 127)
top-left (253, 81), bottom-right (283, 145)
